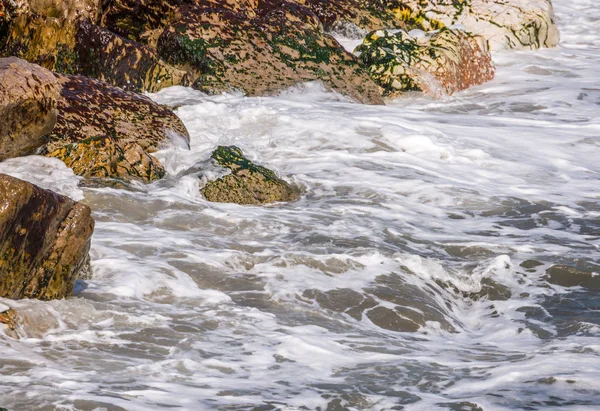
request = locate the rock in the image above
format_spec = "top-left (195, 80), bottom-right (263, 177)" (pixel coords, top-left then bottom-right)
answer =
top-left (0, 58), bottom-right (186, 182)
top-left (0, 173), bottom-right (95, 300)
top-left (74, 19), bottom-right (187, 92)
top-left (302, 0), bottom-right (438, 32)
top-left (0, 307), bottom-right (17, 331)
top-left (355, 28), bottom-right (495, 98)
top-left (366, 306), bottom-right (421, 332)
top-left (546, 265), bottom-right (600, 289)
top-left (1, 11), bottom-right (183, 92)
top-left (0, 57), bottom-right (60, 160)
top-left (49, 137), bottom-right (166, 182)
top-left (201, 146), bottom-right (300, 205)
top-left (44, 73), bottom-right (189, 182)
top-left (99, 0), bottom-right (189, 44)
top-left (154, 1), bottom-right (384, 104)
top-left (400, 0), bottom-right (559, 50)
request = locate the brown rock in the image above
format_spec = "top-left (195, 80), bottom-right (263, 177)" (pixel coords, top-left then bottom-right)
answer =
top-left (155, 0), bottom-right (383, 104)
top-left (42, 73), bottom-right (188, 182)
top-left (74, 19), bottom-right (187, 92)
top-left (0, 57), bottom-right (60, 160)
top-left (546, 265), bottom-right (600, 289)
top-left (0, 173), bottom-right (95, 300)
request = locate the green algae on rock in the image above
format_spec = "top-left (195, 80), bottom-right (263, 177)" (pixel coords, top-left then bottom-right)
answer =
top-left (105, 0), bottom-right (384, 104)
top-left (201, 146), bottom-right (300, 205)
top-left (0, 173), bottom-right (95, 301)
top-left (355, 28), bottom-right (495, 98)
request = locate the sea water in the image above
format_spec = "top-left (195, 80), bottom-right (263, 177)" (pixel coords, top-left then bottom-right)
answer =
top-left (0, 0), bottom-right (598, 409)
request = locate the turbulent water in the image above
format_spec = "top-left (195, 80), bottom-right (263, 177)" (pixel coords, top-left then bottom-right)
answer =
top-left (1, 0), bottom-right (599, 409)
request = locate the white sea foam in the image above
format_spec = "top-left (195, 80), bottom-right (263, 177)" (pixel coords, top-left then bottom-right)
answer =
top-left (0, 0), bottom-right (599, 409)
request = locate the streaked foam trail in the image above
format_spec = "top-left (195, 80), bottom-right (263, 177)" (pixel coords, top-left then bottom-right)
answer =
top-left (1, 0), bottom-right (599, 409)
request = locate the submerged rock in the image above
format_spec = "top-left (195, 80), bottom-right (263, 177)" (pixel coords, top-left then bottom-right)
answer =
top-left (545, 265), bottom-right (600, 289)
top-left (356, 28), bottom-right (495, 98)
top-left (201, 146), bottom-right (300, 205)
top-left (0, 173), bottom-right (95, 300)
top-left (0, 57), bottom-right (60, 160)
top-left (400, 0), bottom-right (559, 50)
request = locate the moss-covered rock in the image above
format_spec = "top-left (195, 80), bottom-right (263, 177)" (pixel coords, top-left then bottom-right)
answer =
top-left (0, 57), bottom-right (60, 160)
top-left (154, 1), bottom-right (384, 104)
top-left (201, 146), bottom-right (300, 205)
top-left (355, 28), bottom-right (495, 98)
top-left (0, 173), bottom-right (95, 300)
top-left (1, 58), bottom-right (187, 183)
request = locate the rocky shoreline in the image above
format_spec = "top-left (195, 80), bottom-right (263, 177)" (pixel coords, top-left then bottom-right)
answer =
top-left (1, 1), bottom-right (560, 329)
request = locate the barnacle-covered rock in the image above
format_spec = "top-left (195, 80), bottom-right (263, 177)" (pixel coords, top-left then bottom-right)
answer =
top-left (201, 146), bottom-right (300, 205)
top-left (355, 28), bottom-right (495, 98)
top-left (0, 173), bottom-right (94, 300)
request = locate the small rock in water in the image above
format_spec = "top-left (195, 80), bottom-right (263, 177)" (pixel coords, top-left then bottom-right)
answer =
top-left (545, 265), bottom-right (600, 289)
top-left (201, 146), bottom-right (300, 205)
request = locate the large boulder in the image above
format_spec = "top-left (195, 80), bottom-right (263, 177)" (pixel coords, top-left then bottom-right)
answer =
top-left (44, 72), bottom-right (190, 182)
top-left (355, 28), bottom-right (495, 98)
top-left (400, 0), bottom-right (559, 50)
top-left (155, 1), bottom-right (384, 103)
top-left (0, 57), bottom-right (60, 160)
top-left (0, 58), bottom-right (189, 182)
top-left (0, 173), bottom-right (94, 300)
top-left (201, 146), bottom-right (300, 205)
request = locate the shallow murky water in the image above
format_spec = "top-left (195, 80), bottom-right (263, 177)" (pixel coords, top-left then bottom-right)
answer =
top-left (1, 0), bottom-right (599, 409)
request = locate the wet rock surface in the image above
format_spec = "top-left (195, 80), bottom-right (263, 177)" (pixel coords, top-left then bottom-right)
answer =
top-left (400, 0), bottom-right (560, 50)
top-left (201, 146), bottom-right (300, 205)
top-left (0, 57), bottom-right (187, 182)
top-left (356, 28), bottom-right (495, 98)
top-left (0, 57), bottom-right (60, 160)
top-left (0, 173), bottom-right (94, 300)
top-left (155, 1), bottom-right (384, 103)
top-left (45, 72), bottom-right (189, 182)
